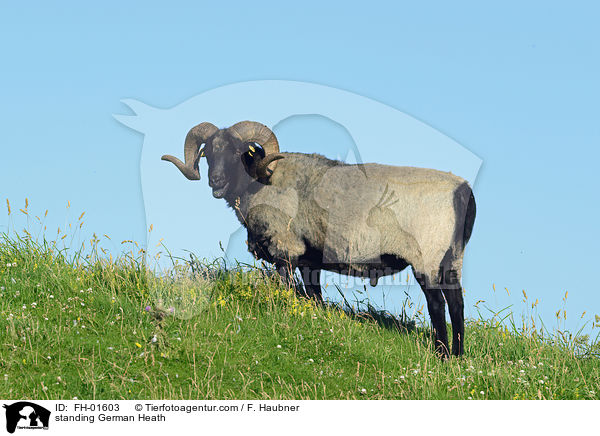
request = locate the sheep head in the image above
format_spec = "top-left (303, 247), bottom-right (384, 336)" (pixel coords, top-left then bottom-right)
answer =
top-left (161, 121), bottom-right (285, 198)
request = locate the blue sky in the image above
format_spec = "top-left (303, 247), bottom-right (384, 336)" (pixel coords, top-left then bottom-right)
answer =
top-left (1, 2), bottom-right (599, 334)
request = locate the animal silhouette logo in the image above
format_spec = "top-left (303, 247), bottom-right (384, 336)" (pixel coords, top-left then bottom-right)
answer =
top-left (3, 402), bottom-right (50, 434)
top-left (114, 80), bottom-right (482, 274)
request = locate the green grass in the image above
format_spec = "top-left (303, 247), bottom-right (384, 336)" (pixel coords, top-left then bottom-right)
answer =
top-left (0, 231), bottom-right (599, 400)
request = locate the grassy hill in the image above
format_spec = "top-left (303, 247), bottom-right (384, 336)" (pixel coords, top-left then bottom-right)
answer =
top-left (0, 232), bottom-right (599, 400)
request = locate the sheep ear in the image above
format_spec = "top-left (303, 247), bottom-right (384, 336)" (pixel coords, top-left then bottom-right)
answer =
top-left (241, 152), bottom-right (258, 179)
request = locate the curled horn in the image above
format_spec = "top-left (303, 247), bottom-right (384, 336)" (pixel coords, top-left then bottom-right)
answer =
top-left (161, 122), bottom-right (218, 180)
top-left (228, 121), bottom-right (284, 178)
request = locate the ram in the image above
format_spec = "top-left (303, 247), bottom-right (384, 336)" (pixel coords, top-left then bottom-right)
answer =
top-left (162, 121), bottom-right (476, 358)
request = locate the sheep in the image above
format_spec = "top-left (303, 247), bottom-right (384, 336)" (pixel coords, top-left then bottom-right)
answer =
top-left (162, 121), bottom-right (476, 358)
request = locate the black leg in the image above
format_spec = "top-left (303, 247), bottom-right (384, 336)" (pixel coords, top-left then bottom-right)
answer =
top-left (414, 269), bottom-right (450, 358)
top-left (423, 289), bottom-right (450, 359)
top-left (300, 267), bottom-right (323, 303)
top-left (276, 262), bottom-right (296, 289)
top-left (443, 288), bottom-right (465, 357)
